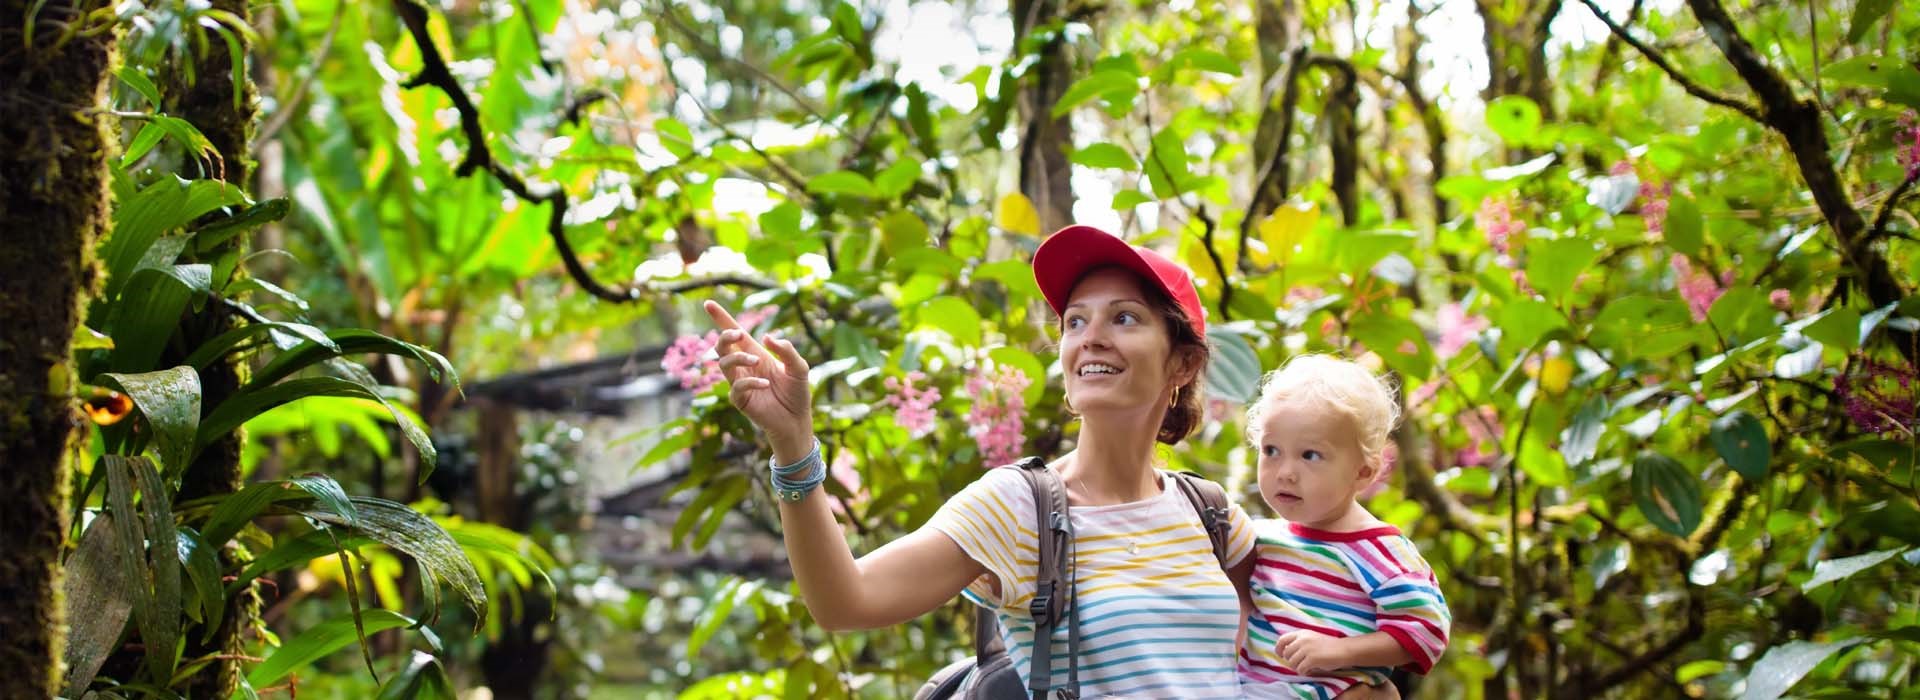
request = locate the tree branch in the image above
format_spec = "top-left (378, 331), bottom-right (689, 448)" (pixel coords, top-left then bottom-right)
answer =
top-left (1577, 0), bottom-right (1762, 122)
top-left (653, 275), bottom-right (777, 294)
top-left (391, 0), bottom-right (639, 303)
top-left (1683, 0), bottom-right (1915, 364)
top-left (1871, 171), bottom-right (1919, 241)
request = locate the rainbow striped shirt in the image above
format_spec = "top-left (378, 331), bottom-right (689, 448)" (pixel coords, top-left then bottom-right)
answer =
top-left (1238, 520), bottom-right (1451, 699)
top-left (928, 465), bottom-right (1257, 698)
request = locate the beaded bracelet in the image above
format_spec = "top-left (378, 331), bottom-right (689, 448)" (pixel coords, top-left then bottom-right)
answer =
top-left (770, 437), bottom-right (826, 502)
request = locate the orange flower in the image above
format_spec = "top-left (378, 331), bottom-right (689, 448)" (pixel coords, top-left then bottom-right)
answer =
top-left (84, 389), bottom-right (134, 426)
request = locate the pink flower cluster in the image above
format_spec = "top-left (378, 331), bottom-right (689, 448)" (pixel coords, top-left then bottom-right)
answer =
top-left (965, 365), bottom-right (1032, 465)
top-left (1475, 197), bottom-right (1526, 257)
top-left (1670, 255), bottom-right (1730, 322)
top-left (1435, 302), bottom-right (1490, 360)
top-left (1614, 160), bottom-right (1672, 236)
top-left (659, 306), bottom-right (780, 393)
top-left (882, 371), bottom-right (942, 437)
top-left (1899, 112), bottom-right (1920, 179)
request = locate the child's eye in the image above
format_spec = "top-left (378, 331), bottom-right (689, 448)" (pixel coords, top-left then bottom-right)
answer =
top-left (1261, 445), bottom-right (1279, 457)
top-left (1302, 450), bottom-right (1324, 462)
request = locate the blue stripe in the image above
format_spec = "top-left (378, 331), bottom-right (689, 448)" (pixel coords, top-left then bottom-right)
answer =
top-left (1373, 582), bottom-right (1439, 598)
top-left (1005, 619), bottom-right (1239, 640)
top-left (1071, 592), bottom-right (1239, 616)
top-left (1272, 589), bottom-right (1376, 621)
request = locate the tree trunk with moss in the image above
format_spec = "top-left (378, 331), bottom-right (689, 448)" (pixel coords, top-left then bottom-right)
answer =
top-left (0, 4), bottom-right (119, 696)
top-left (1012, 0), bottom-right (1077, 234)
top-left (163, 1), bottom-right (259, 694)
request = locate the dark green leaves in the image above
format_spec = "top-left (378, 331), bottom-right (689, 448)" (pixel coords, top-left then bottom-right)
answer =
top-left (376, 651), bottom-right (458, 700)
top-left (101, 177), bottom-right (246, 300)
top-left (1632, 453), bottom-right (1703, 537)
top-left (246, 609), bottom-right (422, 689)
top-left (198, 376), bottom-right (438, 477)
top-left (1710, 411), bottom-right (1770, 480)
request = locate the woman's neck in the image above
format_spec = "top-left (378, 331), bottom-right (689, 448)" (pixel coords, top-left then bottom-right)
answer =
top-left (1060, 404), bottom-right (1167, 505)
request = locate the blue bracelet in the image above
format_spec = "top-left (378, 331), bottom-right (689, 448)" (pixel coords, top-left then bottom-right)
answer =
top-left (771, 438), bottom-right (826, 502)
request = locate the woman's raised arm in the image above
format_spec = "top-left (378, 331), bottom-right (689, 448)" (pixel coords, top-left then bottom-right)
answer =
top-left (704, 301), bottom-right (986, 630)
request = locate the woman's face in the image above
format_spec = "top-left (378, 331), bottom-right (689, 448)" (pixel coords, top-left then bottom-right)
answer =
top-left (1059, 268), bottom-right (1193, 416)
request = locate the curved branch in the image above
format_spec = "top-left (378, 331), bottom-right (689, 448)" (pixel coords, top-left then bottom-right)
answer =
top-left (1871, 171), bottom-right (1919, 241)
top-left (391, 0), bottom-right (639, 303)
top-left (1577, 0), bottom-right (1763, 122)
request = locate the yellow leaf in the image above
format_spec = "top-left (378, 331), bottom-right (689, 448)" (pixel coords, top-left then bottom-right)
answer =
top-left (1256, 202), bottom-right (1320, 267)
top-left (1541, 357), bottom-right (1574, 395)
top-left (1179, 228), bottom-right (1235, 291)
top-left (996, 192), bottom-right (1041, 236)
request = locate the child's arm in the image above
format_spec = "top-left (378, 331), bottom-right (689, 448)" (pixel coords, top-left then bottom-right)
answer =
top-left (1275, 630), bottom-right (1412, 674)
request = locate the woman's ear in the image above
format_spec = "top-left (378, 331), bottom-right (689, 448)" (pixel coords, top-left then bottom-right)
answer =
top-left (1168, 346), bottom-right (1203, 386)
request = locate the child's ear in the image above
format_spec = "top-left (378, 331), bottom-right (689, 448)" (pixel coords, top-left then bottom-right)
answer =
top-left (1355, 459), bottom-right (1379, 488)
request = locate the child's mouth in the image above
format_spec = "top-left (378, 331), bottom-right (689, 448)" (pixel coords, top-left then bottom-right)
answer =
top-left (1273, 492), bottom-right (1302, 503)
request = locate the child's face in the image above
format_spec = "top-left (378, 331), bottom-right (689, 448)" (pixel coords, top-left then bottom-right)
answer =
top-left (1254, 398), bottom-right (1377, 527)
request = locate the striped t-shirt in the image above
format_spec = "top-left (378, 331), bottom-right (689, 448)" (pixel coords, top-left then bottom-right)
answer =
top-left (1238, 520), bottom-right (1451, 699)
top-left (927, 465), bottom-right (1257, 698)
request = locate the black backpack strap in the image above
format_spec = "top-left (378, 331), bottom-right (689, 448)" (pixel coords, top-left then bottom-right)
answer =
top-left (1169, 471), bottom-right (1232, 572)
top-left (1012, 457), bottom-right (1077, 700)
top-left (973, 604), bottom-right (1004, 660)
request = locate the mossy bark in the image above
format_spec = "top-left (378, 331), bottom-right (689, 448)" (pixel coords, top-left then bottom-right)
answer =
top-left (162, 1), bottom-right (259, 694)
top-left (0, 3), bottom-right (119, 696)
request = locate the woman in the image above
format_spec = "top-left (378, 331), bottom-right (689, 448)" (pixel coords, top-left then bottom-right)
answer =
top-left (706, 225), bottom-right (1394, 698)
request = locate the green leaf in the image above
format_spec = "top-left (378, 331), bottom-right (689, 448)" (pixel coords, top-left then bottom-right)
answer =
top-left (1560, 394), bottom-right (1607, 468)
top-left (292, 474), bottom-right (360, 529)
top-left (879, 210), bottom-right (929, 255)
top-left (229, 529), bottom-right (372, 595)
top-left (176, 526), bottom-right (225, 638)
top-left (1204, 328), bottom-right (1262, 403)
top-left (1071, 143), bottom-right (1138, 170)
top-left (194, 480), bottom-right (317, 546)
top-left (1710, 411), bottom-right (1770, 480)
top-left (249, 328), bottom-right (455, 392)
top-left (297, 497), bottom-right (488, 624)
top-left (874, 158), bottom-right (922, 199)
top-left (656, 118), bottom-right (695, 158)
top-left (103, 455), bottom-right (179, 683)
top-left (1802, 547), bottom-right (1911, 592)
top-left (687, 577), bottom-right (748, 657)
top-left (1497, 299), bottom-right (1566, 351)
top-left (121, 122), bottom-right (168, 168)
top-left (246, 609), bottom-right (420, 688)
top-left (1631, 453), bottom-right (1703, 537)
top-left (199, 377), bottom-right (436, 476)
top-left (1486, 96), bottom-right (1543, 145)
top-left (192, 198), bottom-right (291, 252)
top-left (1144, 128), bottom-right (1192, 198)
top-left (117, 66), bottom-right (163, 107)
top-left (989, 346), bottom-right (1048, 407)
top-left (1821, 54), bottom-right (1915, 90)
top-left (1349, 314), bottom-right (1434, 380)
top-left (72, 324), bottom-right (115, 351)
top-left (376, 651), bottom-right (458, 700)
top-left (1739, 637), bottom-right (1863, 700)
top-left (96, 367), bottom-right (201, 478)
top-left (183, 321), bottom-right (337, 370)
top-left (108, 265), bottom-right (212, 373)
top-left (1111, 190), bottom-right (1153, 210)
top-left (1051, 70), bottom-right (1139, 118)
top-left (1802, 308), bottom-right (1861, 351)
top-left (973, 259), bottom-right (1043, 302)
top-left (1847, 0), bottom-right (1895, 42)
top-left (1525, 236), bottom-right (1598, 305)
top-left (1665, 195), bottom-right (1704, 256)
top-left (918, 296), bottom-right (983, 346)
top-left (806, 170), bottom-right (878, 198)
top-left (1592, 296), bottom-right (1696, 360)
top-left (1168, 47), bottom-right (1241, 77)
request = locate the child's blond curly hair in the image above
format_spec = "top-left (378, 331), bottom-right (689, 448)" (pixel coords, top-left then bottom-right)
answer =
top-left (1245, 354), bottom-right (1402, 467)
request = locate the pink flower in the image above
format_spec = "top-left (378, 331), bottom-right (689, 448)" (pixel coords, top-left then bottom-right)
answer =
top-left (882, 371), bottom-right (942, 437)
top-left (1670, 255), bottom-right (1725, 322)
top-left (1475, 198), bottom-right (1527, 256)
top-left (1512, 268), bottom-right (1537, 297)
top-left (1408, 380), bottom-right (1441, 408)
top-left (1898, 112), bottom-right (1920, 179)
top-left (826, 448), bottom-right (869, 517)
top-left (1456, 406), bottom-right (1502, 468)
top-left (964, 365), bottom-right (1032, 465)
top-left (1435, 303), bottom-right (1490, 360)
top-left (1770, 289), bottom-right (1792, 311)
top-left (662, 332), bottom-right (724, 393)
top-left (659, 306), bottom-right (780, 393)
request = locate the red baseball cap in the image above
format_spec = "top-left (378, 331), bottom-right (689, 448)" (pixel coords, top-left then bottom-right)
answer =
top-left (1032, 225), bottom-right (1207, 338)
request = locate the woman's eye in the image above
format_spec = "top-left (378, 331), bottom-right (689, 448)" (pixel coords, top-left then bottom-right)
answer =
top-left (1302, 450), bottom-right (1323, 462)
top-left (1065, 316), bottom-right (1085, 329)
top-left (1115, 311), bottom-right (1138, 325)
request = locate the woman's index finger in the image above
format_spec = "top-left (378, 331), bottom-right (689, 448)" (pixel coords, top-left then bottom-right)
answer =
top-left (703, 300), bottom-right (775, 360)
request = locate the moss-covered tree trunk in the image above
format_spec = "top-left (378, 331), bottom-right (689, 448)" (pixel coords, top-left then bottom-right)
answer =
top-left (162, 1), bottom-right (259, 694)
top-left (1012, 0), bottom-right (1076, 234)
top-left (0, 3), bottom-right (119, 696)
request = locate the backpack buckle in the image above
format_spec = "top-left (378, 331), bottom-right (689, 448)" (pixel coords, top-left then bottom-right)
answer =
top-left (1029, 581), bottom-right (1054, 626)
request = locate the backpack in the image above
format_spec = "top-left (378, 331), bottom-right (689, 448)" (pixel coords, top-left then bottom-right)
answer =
top-left (914, 458), bottom-right (1234, 700)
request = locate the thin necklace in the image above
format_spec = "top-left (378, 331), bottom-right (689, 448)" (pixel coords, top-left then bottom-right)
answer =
top-left (1071, 474), bottom-right (1143, 555)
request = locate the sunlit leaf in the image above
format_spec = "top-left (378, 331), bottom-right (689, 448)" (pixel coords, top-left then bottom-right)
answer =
top-left (995, 192), bottom-right (1040, 236)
